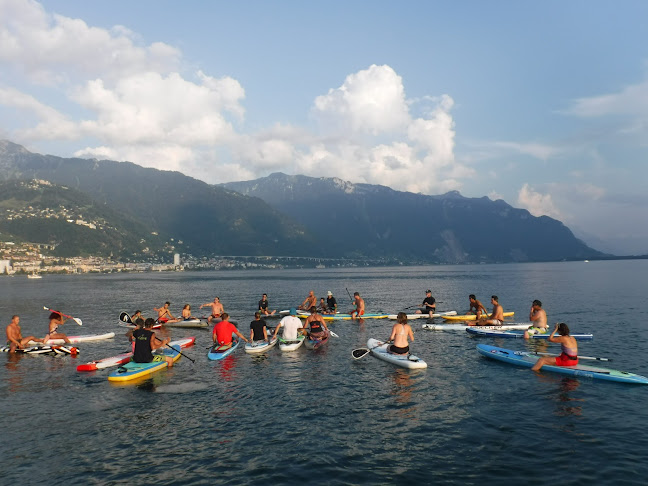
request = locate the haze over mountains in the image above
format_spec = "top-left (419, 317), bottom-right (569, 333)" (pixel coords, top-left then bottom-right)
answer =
top-left (0, 140), bottom-right (607, 263)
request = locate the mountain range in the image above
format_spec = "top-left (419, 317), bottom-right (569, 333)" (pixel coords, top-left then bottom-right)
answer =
top-left (0, 140), bottom-right (606, 263)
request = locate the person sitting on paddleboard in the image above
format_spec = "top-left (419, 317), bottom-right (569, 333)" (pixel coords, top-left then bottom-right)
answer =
top-left (475, 296), bottom-right (505, 326)
top-left (318, 298), bottom-right (329, 314)
top-left (126, 317), bottom-right (145, 351)
top-left (532, 323), bottom-right (578, 371)
top-left (133, 318), bottom-right (174, 367)
top-left (303, 306), bottom-right (329, 340)
top-left (200, 297), bottom-right (224, 323)
top-left (524, 300), bottom-right (548, 338)
top-left (44, 312), bottom-right (71, 344)
top-left (415, 289), bottom-right (436, 318)
top-left (387, 312), bottom-right (414, 355)
top-left (249, 312), bottom-right (269, 343)
top-left (181, 304), bottom-right (196, 321)
top-left (131, 310), bottom-right (144, 323)
top-left (212, 313), bottom-right (248, 347)
top-left (272, 308), bottom-right (303, 341)
top-left (350, 292), bottom-right (365, 320)
top-left (6, 315), bottom-right (43, 352)
top-left (326, 291), bottom-right (337, 314)
top-left (298, 290), bottom-right (317, 311)
top-left (153, 301), bottom-right (176, 324)
top-left (467, 294), bottom-right (488, 320)
top-left (258, 293), bottom-right (276, 316)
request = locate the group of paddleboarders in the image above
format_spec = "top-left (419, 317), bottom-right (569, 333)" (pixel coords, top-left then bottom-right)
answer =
top-left (4, 312), bottom-right (74, 352)
top-left (296, 290), bottom-right (368, 318)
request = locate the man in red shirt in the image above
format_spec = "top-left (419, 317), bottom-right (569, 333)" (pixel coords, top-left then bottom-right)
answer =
top-left (212, 313), bottom-right (248, 346)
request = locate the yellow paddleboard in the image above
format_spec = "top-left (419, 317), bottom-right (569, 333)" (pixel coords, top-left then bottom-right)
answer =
top-left (442, 311), bottom-right (515, 321)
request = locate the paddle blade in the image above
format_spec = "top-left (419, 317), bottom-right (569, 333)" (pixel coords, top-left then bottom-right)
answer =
top-left (119, 312), bottom-right (133, 324)
top-left (73, 318), bottom-right (83, 326)
top-left (352, 348), bottom-right (370, 360)
top-left (329, 330), bottom-right (339, 338)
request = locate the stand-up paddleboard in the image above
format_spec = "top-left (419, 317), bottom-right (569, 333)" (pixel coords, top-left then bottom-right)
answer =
top-left (279, 334), bottom-right (305, 352)
top-left (296, 311), bottom-right (388, 320)
top-left (108, 345), bottom-right (181, 382)
top-left (442, 312), bottom-right (515, 321)
top-left (208, 338), bottom-right (240, 360)
top-left (29, 332), bottom-right (116, 346)
top-left (366, 338), bottom-right (427, 369)
top-left (1, 345), bottom-right (79, 355)
top-left (244, 337), bottom-right (278, 354)
top-left (387, 311), bottom-right (458, 320)
top-left (162, 318), bottom-right (208, 329)
top-left (476, 344), bottom-right (648, 385)
top-left (466, 328), bottom-right (593, 340)
top-left (304, 331), bottom-right (329, 350)
top-left (77, 337), bottom-right (196, 372)
top-left (423, 322), bottom-right (531, 331)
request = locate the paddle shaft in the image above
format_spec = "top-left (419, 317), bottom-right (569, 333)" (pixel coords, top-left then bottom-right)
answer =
top-left (533, 351), bottom-right (612, 362)
top-left (44, 306), bottom-right (82, 326)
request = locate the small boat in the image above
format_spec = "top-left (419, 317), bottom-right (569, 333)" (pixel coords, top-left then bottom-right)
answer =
top-left (366, 338), bottom-right (427, 369)
top-left (466, 328), bottom-right (593, 340)
top-left (27, 273), bottom-right (43, 279)
top-left (244, 337), bottom-right (278, 354)
top-left (207, 338), bottom-right (240, 360)
top-left (477, 344), bottom-right (648, 385)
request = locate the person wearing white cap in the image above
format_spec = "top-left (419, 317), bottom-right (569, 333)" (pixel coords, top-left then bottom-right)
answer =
top-left (326, 291), bottom-right (337, 314)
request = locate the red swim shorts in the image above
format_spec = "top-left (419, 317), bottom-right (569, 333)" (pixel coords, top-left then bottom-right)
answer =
top-left (555, 353), bottom-right (578, 366)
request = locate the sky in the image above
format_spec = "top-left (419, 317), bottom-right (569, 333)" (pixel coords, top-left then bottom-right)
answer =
top-left (1, 0), bottom-right (647, 255)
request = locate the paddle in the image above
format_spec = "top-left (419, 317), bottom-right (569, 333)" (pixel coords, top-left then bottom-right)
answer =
top-left (533, 351), bottom-right (612, 362)
top-left (345, 287), bottom-right (353, 304)
top-left (44, 306), bottom-right (82, 326)
top-left (164, 342), bottom-right (195, 363)
top-left (120, 312), bottom-right (133, 324)
top-left (352, 340), bottom-right (387, 360)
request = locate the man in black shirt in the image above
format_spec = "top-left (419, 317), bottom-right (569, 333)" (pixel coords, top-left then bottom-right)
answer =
top-left (326, 291), bottom-right (337, 314)
top-left (416, 290), bottom-right (436, 318)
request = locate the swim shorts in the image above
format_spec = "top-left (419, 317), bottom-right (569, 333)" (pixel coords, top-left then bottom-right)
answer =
top-left (526, 327), bottom-right (548, 335)
top-left (555, 353), bottom-right (578, 366)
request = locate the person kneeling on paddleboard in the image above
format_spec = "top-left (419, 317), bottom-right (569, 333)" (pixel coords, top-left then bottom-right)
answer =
top-left (303, 306), bottom-right (329, 340)
top-left (387, 313), bottom-right (414, 355)
top-left (532, 323), bottom-right (578, 371)
top-left (213, 313), bottom-right (248, 347)
top-left (133, 318), bottom-right (173, 367)
top-left (249, 312), bottom-right (269, 343)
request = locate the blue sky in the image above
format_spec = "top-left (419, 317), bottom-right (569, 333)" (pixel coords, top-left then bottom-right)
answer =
top-left (1, 0), bottom-right (647, 254)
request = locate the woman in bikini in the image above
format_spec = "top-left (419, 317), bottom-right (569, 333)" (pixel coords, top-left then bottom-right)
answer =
top-left (532, 322), bottom-right (578, 371)
top-left (387, 312), bottom-right (414, 355)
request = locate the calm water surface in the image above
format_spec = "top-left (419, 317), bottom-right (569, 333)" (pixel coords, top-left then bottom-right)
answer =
top-left (1, 261), bottom-right (647, 485)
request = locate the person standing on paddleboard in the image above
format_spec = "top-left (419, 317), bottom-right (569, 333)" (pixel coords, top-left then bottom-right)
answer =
top-left (475, 296), bottom-right (505, 326)
top-left (387, 312), bottom-right (414, 355)
top-left (326, 291), bottom-right (337, 314)
top-left (532, 323), bottom-right (578, 371)
top-left (133, 318), bottom-right (173, 367)
top-left (44, 312), bottom-right (71, 344)
top-left (6, 315), bottom-right (43, 352)
top-left (249, 312), bottom-right (269, 343)
top-left (524, 300), bottom-right (548, 338)
top-left (213, 313), bottom-right (248, 346)
top-left (258, 294), bottom-right (276, 316)
top-left (415, 290), bottom-right (436, 318)
top-left (272, 308), bottom-right (303, 341)
top-left (467, 294), bottom-right (488, 320)
top-left (153, 301), bottom-right (176, 324)
top-left (200, 297), bottom-right (225, 323)
top-left (350, 292), bottom-right (365, 320)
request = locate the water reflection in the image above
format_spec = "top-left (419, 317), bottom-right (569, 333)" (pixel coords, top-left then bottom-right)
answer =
top-left (4, 353), bottom-right (25, 393)
top-left (555, 378), bottom-right (583, 417)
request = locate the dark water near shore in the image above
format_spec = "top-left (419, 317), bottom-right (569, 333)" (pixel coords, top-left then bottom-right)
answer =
top-left (1, 261), bottom-right (647, 485)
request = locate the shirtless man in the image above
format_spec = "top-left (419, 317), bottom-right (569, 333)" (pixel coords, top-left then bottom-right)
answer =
top-left (298, 290), bottom-right (317, 311)
top-left (153, 301), bottom-right (176, 323)
top-left (524, 299), bottom-right (548, 338)
top-left (6, 315), bottom-right (42, 352)
top-left (44, 312), bottom-right (71, 344)
top-left (468, 294), bottom-right (488, 320)
top-left (350, 292), bottom-right (365, 320)
top-left (475, 295), bottom-right (505, 326)
top-left (200, 297), bottom-right (225, 323)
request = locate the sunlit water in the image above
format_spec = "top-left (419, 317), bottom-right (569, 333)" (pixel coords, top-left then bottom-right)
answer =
top-left (1, 261), bottom-right (647, 484)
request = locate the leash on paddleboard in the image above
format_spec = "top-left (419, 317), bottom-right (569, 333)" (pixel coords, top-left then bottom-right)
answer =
top-left (43, 306), bottom-right (83, 326)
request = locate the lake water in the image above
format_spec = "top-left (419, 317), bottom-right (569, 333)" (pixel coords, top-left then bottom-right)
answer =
top-left (1, 260), bottom-right (647, 485)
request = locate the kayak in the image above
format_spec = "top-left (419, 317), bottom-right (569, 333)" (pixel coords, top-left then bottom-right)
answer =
top-left (442, 312), bottom-right (515, 321)
top-left (477, 344), bottom-right (648, 385)
top-left (466, 328), bottom-right (593, 340)
top-left (1, 345), bottom-right (79, 355)
top-left (244, 337), bottom-right (278, 354)
top-left (208, 339), bottom-right (240, 360)
top-left (423, 323), bottom-right (531, 331)
top-left (387, 311), bottom-right (458, 320)
top-left (29, 332), bottom-right (116, 346)
top-left (108, 345), bottom-right (181, 382)
top-left (279, 334), bottom-right (305, 352)
top-left (304, 331), bottom-right (329, 350)
top-left (366, 338), bottom-right (427, 369)
top-left (296, 311), bottom-right (388, 320)
top-left (162, 318), bottom-right (208, 329)
top-left (77, 337), bottom-right (196, 372)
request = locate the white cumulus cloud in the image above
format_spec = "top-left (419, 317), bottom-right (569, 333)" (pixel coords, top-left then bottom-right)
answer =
top-left (517, 184), bottom-right (562, 219)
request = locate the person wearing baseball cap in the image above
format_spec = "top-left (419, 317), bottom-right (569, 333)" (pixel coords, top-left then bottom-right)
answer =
top-left (415, 289), bottom-right (436, 318)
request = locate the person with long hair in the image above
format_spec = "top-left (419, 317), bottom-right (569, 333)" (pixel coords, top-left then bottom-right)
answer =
top-left (387, 312), bottom-right (414, 355)
top-left (532, 322), bottom-right (578, 371)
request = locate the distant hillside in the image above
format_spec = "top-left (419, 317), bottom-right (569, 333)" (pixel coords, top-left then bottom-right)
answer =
top-left (224, 173), bottom-right (606, 263)
top-left (0, 141), bottom-right (321, 257)
top-left (0, 179), bottom-right (165, 258)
